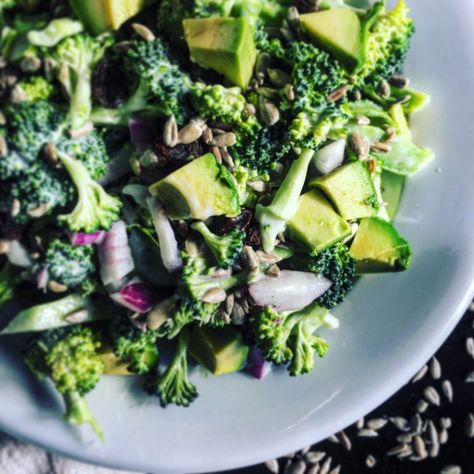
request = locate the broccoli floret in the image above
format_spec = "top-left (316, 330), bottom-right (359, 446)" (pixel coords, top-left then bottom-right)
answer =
top-left (0, 0), bottom-right (15, 13)
top-left (91, 39), bottom-right (191, 126)
top-left (356, 0), bottom-right (414, 84)
top-left (109, 316), bottom-right (159, 374)
top-left (250, 302), bottom-right (334, 376)
top-left (42, 239), bottom-right (97, 293)
top-left (52, 33), bottom-right (113, 131)
top-left (16, 76), bottom-right (54, 102)
top-left (0, 260), bottom-right (21, 306)
top-left (256, 148), bottom-right (314, 253)
top-left (191, 221), bottom-right (244, 269)
top-left (23, 326), bottom-right (105, 438)
top-left (145, 330), bottom-right (198, 407)
top-left (307, 243), bottom-right (356, 309)
top-left (57, 150), bottom-right (122, 233)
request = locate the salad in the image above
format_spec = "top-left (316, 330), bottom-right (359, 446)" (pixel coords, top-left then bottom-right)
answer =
top-left (0, 0), bottom-right (433, 439)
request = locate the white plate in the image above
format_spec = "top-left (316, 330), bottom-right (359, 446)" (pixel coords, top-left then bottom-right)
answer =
top-left (1, 1), bottom-right (474, 472)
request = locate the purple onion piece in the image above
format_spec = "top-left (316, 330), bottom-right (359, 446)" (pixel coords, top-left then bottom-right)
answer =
top-left (69, 231), bottom-right (105, 246)
top-left (110, 279), bottom-right (155, 313)
top-left (36, 267), bottom-right (49, 291)
top-left (245, 346), bottom-right (271, 380)
top-left (129, 116), bottom-right (159, 147)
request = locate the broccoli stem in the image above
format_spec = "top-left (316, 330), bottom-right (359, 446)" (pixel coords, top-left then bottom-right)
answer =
top-left (63, 391), bottom-right (104, 440)
top-left (256, 148), bottom-right (314, 253)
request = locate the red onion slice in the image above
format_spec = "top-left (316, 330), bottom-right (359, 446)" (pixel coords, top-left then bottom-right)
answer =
top-left (245, 346), bottom-right (271, 380)
top-left (69, 231), bottom-right (105, 246)
top-left (110, 278), bottom-right (155, 313)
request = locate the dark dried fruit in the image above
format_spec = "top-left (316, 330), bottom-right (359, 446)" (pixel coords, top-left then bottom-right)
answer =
top-left (154, 141), bottom-right (204, 168)
top-left (92, 56), bottom-right (132, 108)
top-left (216, 210), bottom-right (253, 235)
top-left (294, 0), bottom-right (320, 13)
top-left (245, 224), bottom-right (261, 248)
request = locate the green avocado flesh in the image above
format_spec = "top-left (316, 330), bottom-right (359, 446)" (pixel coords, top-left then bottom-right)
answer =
top-left (287, 191), bottom-right (351, 255)
top-left (70, 0), bottom-right (155, 34)
top-left (310, 161), bottom-right (379, 220)
top-left (149, 153), bottom-right (240, 220)
top-left (300, 8), bottom-right (362, 69)
top-left (349, 217), bottom-right (411, 273)
top-left (183, 17), bottom-right (257, 88)
top-left (381, 170), bottom-right (406, 221)
top-left (189, 326), bottom-right (249, 376)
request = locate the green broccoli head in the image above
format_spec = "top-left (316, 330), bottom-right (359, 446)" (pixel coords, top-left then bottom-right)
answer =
top-left (42, 239), bottom-right (97, 293)
top-left (191, 221), bottom-right (244, 269)
top-left (307, 243), bottom-right (356, 309)
top-left (53, 33), bottom-right (113, 131)
top-left (250, 303), bottom-right (331, 376)
top-left (57, 151), bottom-right (122, 233)
top-left (16, 76), bottom-right (55, 102)
top-left (145, 330), bottom-right (198, 407)
top-left (23, 325), bottom-right (105, 438)
top-left (109, 316), bottom-right (160, 375)
top-left (0, 260), bottom-right (22, 306)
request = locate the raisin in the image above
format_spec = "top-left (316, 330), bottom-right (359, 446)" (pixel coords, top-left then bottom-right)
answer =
top-left (154, 141), bottom-right (204, 167)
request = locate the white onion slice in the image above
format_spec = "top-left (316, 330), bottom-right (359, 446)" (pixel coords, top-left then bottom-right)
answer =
top-left (314, 139), bottom-right (346, 175)
top-left (98, 221), bottom-right (135, 289)
top-left (249, 270), bottom-right (332, 312)
top-left (7, 240), bottom-right (32, 268)
top-left (147, 197), bottom-right (182, 273)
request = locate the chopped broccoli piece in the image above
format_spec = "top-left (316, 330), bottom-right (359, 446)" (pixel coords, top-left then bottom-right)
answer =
top-left (145, 330), bottom-right (198, 407)
top-left (52, 33), bottom-right (113, 131)
top-left (256, 148), bottom-right (314, 253)
top-left (250, 302), bottom-right (334, 375)
top-left (23, 326), bottom-right (105, 438)
top-left (109, 316), bottom-right (159, 375)
top-left (42, 239), bottom-right (97, 293)
top-left (307, 243), bottom-right (356, 309)
top-left (57, 150), bottom-right (122, 233)
top-left (0, 260), bottom-right (21, 306)
top-left (191, 221), bottom-right (244, 269)
top-left (16, 76), bottom-right (54, 102)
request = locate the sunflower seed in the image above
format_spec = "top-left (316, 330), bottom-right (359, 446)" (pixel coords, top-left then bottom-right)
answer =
top-left (440, 466), bottom-right (462, 474)
top-left (260, 101), bottom-right (280, 126)
top-left (284, 460), bottom-right (305, 474)
top-left (202, 127), bottom-right (213, 145)
top-left (225, 293), bottom-right (235, 315)
top-left (358, 429), bottom-right (378, 437)
top-left (412, 364), bottom-right (428, 383)
top-left (429, 440), bottom-right (440, 458)
top-left (390, 417), bottom-right (410, 431)
top-left (428, 420), bottom-right (439, 444)
top-left (397, 433), bottom-right (413, 443)
top-left (378, 79), bottom-right (391, 99)
top-left (327, 434), bottom-right (339, 443)
top-left (0, 111), bottom-right (5, 126)
top-left (338, 430), bottom-right (352, 451)
top-left (265, 264), bottom-right (280, 278)
top-left (10, 198), bottom-right (20, 217)
top-left (319, 457), bottom-right (331, 474)
top-left (466, 337), bottom-right (474, 357)
top-left (416, 399), bottom-right (429, 413)
top-left (220, 147), bottom-right (235, 168)
top-left (163, 115), bottom-right (178, 147)
top-left (439, 429), bottom-right (448, 444)
top-left (20, 55), bottom-right (41, 73)
top-left (248, 180), bottom-right (267, 193)
top-left (430, 357), bottom-right (442, 379)
top-left (355, 115), bottom-right (370, 125)
top-left (243, 245), bottom-right (260, 269)
top-left (411, 414), bottom-right (423, 434)
top-left (210, 146), bottom-right (222, 163)
top-left (366, 455), bottom-right (376, 468)
top-left (300, 446), bottom-right (311, 455)
top-left (328, 85), bottom-right (348, 102)
top-left (0, 136), bottom-right (8, 157)
top-left (64, 309), bottom-right (89, 324)
top-left (387, 443), bottom-right (409, 456)
top-left (256, 53), bottom-right (271, 82)
top-left (265, 459), bottom-right (279, 474)
top-left (356, 417), bottom-right (365, 429)
top-left (371, 141), bottom-right (392, 153)
top-left (349, 131), bottom-right (370, 158)
top-left (306, 464), bottom-right (320, 474)
top-left (267, 68), bottom-right (292, 88)
top-left (10, 85), bottom-right (26, 103)
top-left (201, 287), bottom-right (226, 304)
top-left (465, 413), bottom-right (474, 438)
top-left (305, 451), bottom-right (325, 464)
top-left (211, 132), bottom-right (236, 148)
top-left (27, 203), bottom-right (51, 218)
top-left (389, 74), bottom-right (410, 89)
top-left (440, 417), bottom-right (452, 429)
top-left (413, 435), bottom-right (427, 459)
top-left (465, 371), bottom-right (474, 382)
top-left (0, 240), bottom-right (10, 254)
top-left (442, 380), bottom-right (453, 402)
top-left (285, 84), bottom-right (296, 101)
top-left (328, 467), bottom-right (340, 474)
top-left (423, 386), bottom-right (441, 406)
top-left (178, 122), bottom-right (203, 144)
top-left (47, 280), bottom-right (68, 293)
top-left (132, 23), bottom-right (155, 42)
top-left (231, 302), bottom-right (246, 325)
top-left (366, 418), bottom-right (388, 430)
top-left (256, 250), bottom-right (280, 265)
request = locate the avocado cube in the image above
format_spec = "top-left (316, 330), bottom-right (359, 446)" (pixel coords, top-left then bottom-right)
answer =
top-left (189, 326), bottom-right (249, 376)
top-left (349, 217), bottom-right (411, 273)
top-left (310, 161), bottom-right (379, 220)
top-left (149, 153), bottom-right (240, 220)
top-left (381, 170), bottom-right (406, 221)
top-left (300, 8), bottom-right (361, 69)
top-left (183, 17), bottom-right (257, 88)
top-left (287, 191), bottom-right (351, 255)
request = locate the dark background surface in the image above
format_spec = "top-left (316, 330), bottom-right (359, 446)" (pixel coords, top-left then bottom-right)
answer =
top-left (220, 305), bottom-right (474, 474)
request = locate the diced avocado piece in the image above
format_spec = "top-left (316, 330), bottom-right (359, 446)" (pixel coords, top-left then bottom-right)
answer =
top-left (310, 161), bottom-right (379, 220)
top-left (149, 153), bottom-right (240, 220)
top-left (381, 170), bottom-right (405, 221)
top-left (349, 217), bottom-right (411, 273)
top-left (300, 8), bottom-right (362, 69)
top-left (372, 171), bottom-right (390, 222)
top-left (189, 326), bottom-right (249, 376)
top-left (287, 191), bottom-right (351, 255)
top-left (183, 17), bottom-right (257, 88)
top-left (70, 0), bottom-right (156, 35)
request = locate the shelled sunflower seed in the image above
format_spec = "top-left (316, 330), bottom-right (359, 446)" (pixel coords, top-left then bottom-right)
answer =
top-left (430, 357), bottom-right (442, 379)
